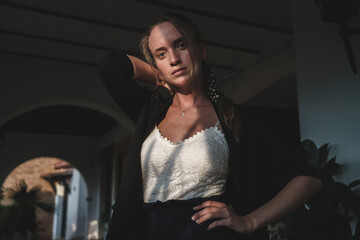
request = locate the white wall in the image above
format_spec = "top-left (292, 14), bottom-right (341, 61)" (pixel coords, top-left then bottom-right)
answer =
top-left (293, 0), bottom-right (360, 184)
top-left (66, 169), bottom-right (88, 239)
top-left (53, 184), bottom-right (65, 239)
top-left (78, 170), bottom-right (89, 238)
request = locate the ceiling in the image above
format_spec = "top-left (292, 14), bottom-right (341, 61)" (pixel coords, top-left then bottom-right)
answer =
top-left (2, 106), bottom-right (118, 137)
top-left (0, 0), bottom-right (296, 136)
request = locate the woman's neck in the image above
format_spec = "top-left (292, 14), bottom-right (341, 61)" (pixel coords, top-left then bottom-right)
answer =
top-left (172, 74), bottom-right (208, 109)
top-left (173, 88), bottom-right (207, 110)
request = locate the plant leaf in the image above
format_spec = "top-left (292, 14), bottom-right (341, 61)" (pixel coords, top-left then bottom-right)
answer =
top-left (318, 143), bottom-right (330, 167)
top-left (337, 182), bottom-right (360, 218)
top-left (354, 219), bottom-right (360, 240)
top-left (323, 162), bottom-right (343, 176)
top-left (298, 139), bottom-right (320, 169)
top-left (327, 157), bottom-right (337, 165)
top-left (349, 180), bottom-right (360, 189)
top-left (36, 202), bottom-right (54, 213)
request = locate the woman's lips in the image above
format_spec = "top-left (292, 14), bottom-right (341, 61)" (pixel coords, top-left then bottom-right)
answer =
top-left (172, 67), bottom-right (186, 76)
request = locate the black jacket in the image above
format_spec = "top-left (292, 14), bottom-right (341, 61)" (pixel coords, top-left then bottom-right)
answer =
top-left (99, 52), bottom-right (319, 240)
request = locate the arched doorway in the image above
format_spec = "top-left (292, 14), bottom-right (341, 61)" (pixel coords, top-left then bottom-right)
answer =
top-left (0, 104), bottom-right (130, 239)
top-left (1, 157), bottom-right (89, 240)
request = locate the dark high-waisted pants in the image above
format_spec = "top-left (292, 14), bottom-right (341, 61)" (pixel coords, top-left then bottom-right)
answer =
top-left (143, 196), bottom-right (241, 240)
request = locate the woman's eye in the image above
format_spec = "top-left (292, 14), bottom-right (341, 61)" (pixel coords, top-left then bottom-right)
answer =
top-left (158, 52), bottom-right (167, 59)
top-left (177, 42), bottom-right (186, 50)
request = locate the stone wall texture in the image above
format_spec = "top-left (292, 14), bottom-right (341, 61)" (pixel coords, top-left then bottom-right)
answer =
top-left (1, 157), bottom-right (65, 240)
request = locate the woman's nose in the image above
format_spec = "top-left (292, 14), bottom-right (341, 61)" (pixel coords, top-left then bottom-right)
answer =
top-left (169, 51), bottom-right (181, 66)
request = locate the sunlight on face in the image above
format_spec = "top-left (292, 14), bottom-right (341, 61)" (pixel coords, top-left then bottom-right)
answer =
top-left (148, 22), bottom-right (194, 89)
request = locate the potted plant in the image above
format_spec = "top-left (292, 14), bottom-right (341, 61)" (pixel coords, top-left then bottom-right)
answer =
top-left (269, 139), bottom-right (360, 240)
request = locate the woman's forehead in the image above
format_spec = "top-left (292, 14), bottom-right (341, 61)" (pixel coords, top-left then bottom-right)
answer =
top-left (148, 22), bottom-right (183, 51)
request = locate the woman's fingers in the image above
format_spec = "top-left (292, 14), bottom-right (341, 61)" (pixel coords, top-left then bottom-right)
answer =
top-left (192, 201), bottom-right (232, 224)
top-left (191, 200), bottom-right (256, 234)
top-left (193, 200), bottom-right (226, 210)
top-left (191, 206), bottom-right (230, 224)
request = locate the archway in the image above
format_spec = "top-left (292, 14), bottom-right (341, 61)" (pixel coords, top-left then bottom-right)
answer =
top-left (0, 104), bottom-right (132, 239)
top-left (1, 157), bottom-right (89, 240)
top-left (0, 98), bottom-right (135, 132)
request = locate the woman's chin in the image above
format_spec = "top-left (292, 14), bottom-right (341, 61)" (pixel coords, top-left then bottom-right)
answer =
top-left (168, 78), bottom-right (190, 88)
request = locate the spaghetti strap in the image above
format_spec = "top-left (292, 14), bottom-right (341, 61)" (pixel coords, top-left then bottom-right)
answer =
top-left (214, 121), bottom-right (220, 127)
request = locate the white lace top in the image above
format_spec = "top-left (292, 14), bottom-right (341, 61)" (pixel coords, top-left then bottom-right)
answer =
top-left (141, 121), bottom-right (229, 203)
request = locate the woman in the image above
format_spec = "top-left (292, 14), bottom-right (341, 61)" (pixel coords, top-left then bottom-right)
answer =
top-left (99, 13), bottom-right (323, 240)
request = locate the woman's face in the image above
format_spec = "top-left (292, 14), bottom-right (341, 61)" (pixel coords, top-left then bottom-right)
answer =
top-left (148, 22), bottom-right (201, 89)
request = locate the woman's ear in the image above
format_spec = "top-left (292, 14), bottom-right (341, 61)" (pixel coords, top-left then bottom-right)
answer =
top-left (200, 42), bottom-right (206, 60)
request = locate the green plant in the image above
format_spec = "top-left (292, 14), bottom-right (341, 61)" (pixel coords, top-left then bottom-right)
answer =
top-left (269, 139), bottom-right (360, 240)
top-left (0, 179), bottom-right (54, 240)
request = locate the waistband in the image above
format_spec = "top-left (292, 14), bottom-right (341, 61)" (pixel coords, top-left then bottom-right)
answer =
top-left (142, 194), bottom-right (225, 209)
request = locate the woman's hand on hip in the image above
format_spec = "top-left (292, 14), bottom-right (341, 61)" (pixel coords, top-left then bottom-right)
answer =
top-left (192, 200), bottom-right (255, 234)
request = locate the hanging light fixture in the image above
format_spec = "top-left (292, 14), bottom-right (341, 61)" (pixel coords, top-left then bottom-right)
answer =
top-left (315, 0), bottom-right (360, 74)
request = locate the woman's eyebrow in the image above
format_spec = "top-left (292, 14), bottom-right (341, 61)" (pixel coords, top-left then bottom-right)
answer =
top-left (153, 37), bottom-right (185, 53)
top-left (173, 37), bottom-right (185, 46)
top-left (154, 46), bottom-right (167, 53)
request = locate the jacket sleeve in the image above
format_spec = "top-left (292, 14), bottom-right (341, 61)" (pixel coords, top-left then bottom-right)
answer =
top-left (239, 106), bottom-right (320, 182)
top-left (98, 51), bottom-right (150, 122)
top-left (259, 122), bottom-right (320, 181)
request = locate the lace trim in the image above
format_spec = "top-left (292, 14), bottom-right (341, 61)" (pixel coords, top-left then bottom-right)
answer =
top-left (155, 123), bottom-right (225, 145)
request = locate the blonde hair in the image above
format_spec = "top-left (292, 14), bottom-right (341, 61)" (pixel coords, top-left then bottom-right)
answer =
top-left (140, 13), bottom-right (241, 141)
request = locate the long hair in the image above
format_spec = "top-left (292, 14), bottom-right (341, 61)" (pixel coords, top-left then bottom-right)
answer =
top-left (140, 13), bottom-right (241, 141)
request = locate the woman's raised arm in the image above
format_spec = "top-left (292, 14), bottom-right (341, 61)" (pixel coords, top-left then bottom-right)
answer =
top-left (127, 55), bottom-right (156, 83)
top-left (127, 55), bottom-right (170, 90)
top-left (98, 52), bottom-right (155, 121)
